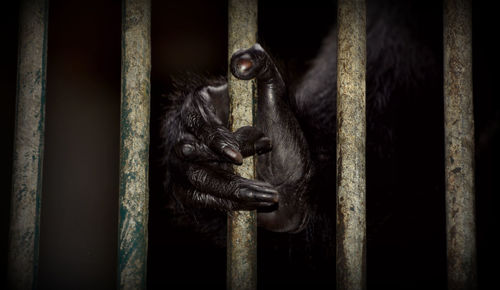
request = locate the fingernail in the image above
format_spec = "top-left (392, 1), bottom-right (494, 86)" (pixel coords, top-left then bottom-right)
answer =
top-left (237, 57), bottom-right (253, 74)
top-left (223, 147), bottom-right (243, 165)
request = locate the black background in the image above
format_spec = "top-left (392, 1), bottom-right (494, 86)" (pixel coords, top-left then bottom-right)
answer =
top-left (1, 0), bottom-right (498, 289)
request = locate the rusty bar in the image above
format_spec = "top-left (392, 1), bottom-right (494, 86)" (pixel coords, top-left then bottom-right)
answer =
top-left (8, 0), bottom-right (49, 289)
top-left (227, 0), bottom-right (258, 289)
top-left (336, 0), bottom-right (366, 289)
top-left (443, 0), bottom-right (477, 289)
top-left (118, 0), bottom-right (151, 289)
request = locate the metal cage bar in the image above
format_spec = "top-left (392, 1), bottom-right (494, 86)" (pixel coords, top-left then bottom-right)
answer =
top-left (336, 0), bottom-right (367, 289)
top-left (8, 0), bottom-right (49, 289)
top-left (118, 0), bottom-right (151, 289)
top-left (443, 0), bottom-right (477, 289)
top-left (227, 0), bottom-right (258, 289)
top-left (6, 1), bottom-right (480, 289)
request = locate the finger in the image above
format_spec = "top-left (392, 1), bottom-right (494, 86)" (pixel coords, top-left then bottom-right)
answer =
top-left (174, 132), bottom-right (242, 164)
top-left (238, 188), bottom-right (278, 203)
top-left (205, 126), bottom-right (243, 165)
top-left (177, 135), bottom-right (243, 165)
top-left (187, 189), bottom-right (235, 210)
top-left (174, 137), bottom-right (220, 162)
top-left (234, 126), bottom-right (273, 157)
top-left (180, 88), bottom-right (243, 165)
top-left (183, 108), bottom-right (243, 164)
top-left (186, 164), bottom-right (279, 204)
top-left (230, 43), bottom-right (286, 96)
top-left (240, 178), bottom-right (279, 196)
top-left (186, 188), bottom-right (276, 211)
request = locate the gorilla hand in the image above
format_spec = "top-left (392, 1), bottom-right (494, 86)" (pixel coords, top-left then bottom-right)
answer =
top-left (163, 77), bottom-right (278, 212)
top-left (163, 44), bottom-right (312, 233)
top-left (231, 44), bottom-right (313, 233)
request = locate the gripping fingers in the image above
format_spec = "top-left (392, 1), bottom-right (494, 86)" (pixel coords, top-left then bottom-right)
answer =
top-left (179, 83), bottom-right (273, 165)
top-left (176, 126), bottom-right (271, 164)
top-left (174, 134), bottom-right (219, 162)
top-left (186, 165), bottom-right (279, 205)
top-left (180, 86), bottom-right (243, 165)
top-left (205, 126), bottom-right (243, 164)
top-left (174, 131), bottom-right (243, 164)
top-left (183, 116), bottom-right (243, 164)
top-left (186, 189), bottom-right (275, 211)
top-left (177, 126), bottom-right (271, 163)
top-left (234, 126), bottom-right (272, 157)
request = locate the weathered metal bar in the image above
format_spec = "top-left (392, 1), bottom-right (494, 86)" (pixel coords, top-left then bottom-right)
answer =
top-left (443, 0), bottom-right (477, 289)
top-left (8, 0), bottom-right (49, 289)
top-left (336, 0), bottom-right (366, 289)
top-left (118, 0), bottom-right (151, 289)
top-left (227, 0), bottom-right (258, 289)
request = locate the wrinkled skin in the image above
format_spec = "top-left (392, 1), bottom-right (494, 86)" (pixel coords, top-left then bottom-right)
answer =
top-left (160, 1), bottom-right (437, 235)
top-left (163, 45), bottom-right (313, 233)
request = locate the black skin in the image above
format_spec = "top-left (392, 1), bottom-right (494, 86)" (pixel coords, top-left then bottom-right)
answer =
top-left (160, 0), bottom-right (438, 235)
top-left (163, 45), bottom-right (312, 233)
top-left (152, 0), bottom-right (500, 287)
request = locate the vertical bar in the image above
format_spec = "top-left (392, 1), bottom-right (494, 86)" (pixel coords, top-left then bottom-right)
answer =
top-left (8, 0), bottom-right (49, 289)
top-left (227, 0), bottom-right (258, 289)
top-left (118, 0), bottom-right (151, 289)
top-left (443, 0), bottom-right (477, 289)
top-left (336, 0), bottom-right (366, 289)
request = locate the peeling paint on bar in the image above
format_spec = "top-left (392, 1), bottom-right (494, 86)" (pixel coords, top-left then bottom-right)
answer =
top-left (443, 0), bottom-right (477, 289)
top-left (8, 0), bottom-right (49, 289)
top-left (118, 0), bottom-right (151, 289)
top-left (336, 0), bottom-right (366, 289)
top-left (227, 0), bottom-right (258, 289)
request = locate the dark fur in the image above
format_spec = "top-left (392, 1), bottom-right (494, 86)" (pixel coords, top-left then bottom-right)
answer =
top-left (158, 0), bottom-right (440, 285)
